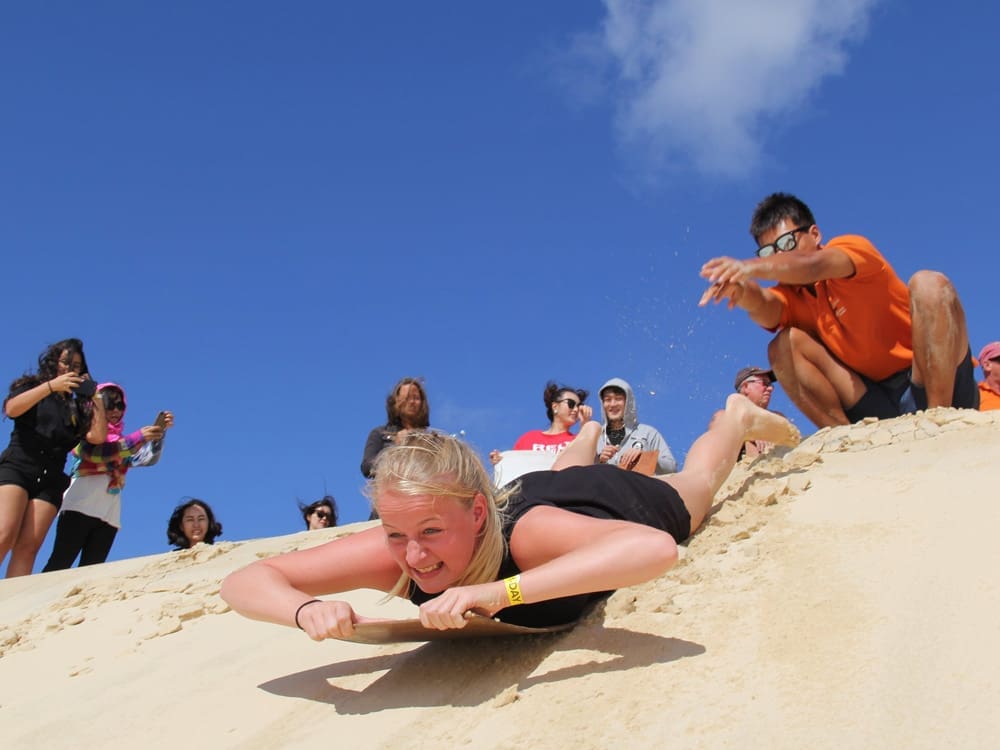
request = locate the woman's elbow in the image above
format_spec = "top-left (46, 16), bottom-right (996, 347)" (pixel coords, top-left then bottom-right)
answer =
top-left (220, 565), bottom-right (256, 609)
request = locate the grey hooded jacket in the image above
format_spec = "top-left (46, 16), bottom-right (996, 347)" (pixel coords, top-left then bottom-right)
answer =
top-left (595, 377), bottom-right (677, 474)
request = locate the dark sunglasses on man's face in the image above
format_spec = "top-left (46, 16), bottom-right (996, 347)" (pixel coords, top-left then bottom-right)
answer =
top-left (556, 398), bottom-right (580, 410)
top-left (756, 225), bottom-right (811, 258)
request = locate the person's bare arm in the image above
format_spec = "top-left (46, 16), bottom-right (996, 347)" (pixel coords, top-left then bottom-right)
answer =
top-left (699, 247), bottom-right (855, 328)
top-left (699, 275), bottom-right (785, 329)
top-left (4, 372), bottom-right (82, 418)
top-left (85, 395), bottom-right (108, 444)
top-left (702, 246), bottom-right (855, 288)
top-left (220, 526), bottom-right (403, 640)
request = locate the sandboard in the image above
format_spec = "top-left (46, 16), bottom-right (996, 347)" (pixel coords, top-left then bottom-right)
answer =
top-left (338, 614), bottom-right (578, 644)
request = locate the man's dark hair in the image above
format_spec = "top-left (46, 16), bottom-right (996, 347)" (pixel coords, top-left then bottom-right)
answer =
top-left (750, 193), bottom-right (816, 243)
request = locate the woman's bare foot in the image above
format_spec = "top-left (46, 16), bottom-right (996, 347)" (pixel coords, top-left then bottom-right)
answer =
top-left (725, 393), bottom-right (801, 447)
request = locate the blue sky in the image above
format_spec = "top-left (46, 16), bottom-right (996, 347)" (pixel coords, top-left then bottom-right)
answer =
top-left (2, 1), bottom-right (996, 573)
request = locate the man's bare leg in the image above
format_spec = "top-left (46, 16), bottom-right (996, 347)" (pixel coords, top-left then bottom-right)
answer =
top-left (909, 270), bottom-right (969, 407)
top-left (664, 394), bottom-right (800, 533)
top-left (768, 327), bottom-right (866, 427)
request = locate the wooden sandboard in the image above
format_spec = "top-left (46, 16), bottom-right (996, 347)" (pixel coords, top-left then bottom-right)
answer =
top-left (338, 614), bottom-right (577, 644)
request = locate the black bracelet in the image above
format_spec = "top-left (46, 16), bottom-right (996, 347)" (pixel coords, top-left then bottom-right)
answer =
top-left (294, 599), bottom-right (322, 630)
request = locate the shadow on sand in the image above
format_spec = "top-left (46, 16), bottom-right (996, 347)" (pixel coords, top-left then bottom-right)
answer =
top-left (259, 623), bottom-right (704, 713)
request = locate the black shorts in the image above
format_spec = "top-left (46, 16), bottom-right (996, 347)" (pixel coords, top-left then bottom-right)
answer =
top-left (0, 448), bottom-right (71, 507)
top-left (845, 348), bottom-right (979, 422)
top-left (508, 464), bottom-right (693, 542)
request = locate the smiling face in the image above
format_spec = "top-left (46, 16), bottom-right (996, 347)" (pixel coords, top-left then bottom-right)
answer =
top-left (551, 390), bottom-right (581, 429)
top-left (378, 491), bottom-right (486, 594)
top-left (181, 503), bottom-right (209, 546)
top-left (601, 388), bottom-right (627, 424)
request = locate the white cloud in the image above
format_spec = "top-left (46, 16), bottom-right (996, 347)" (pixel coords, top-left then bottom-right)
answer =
top-left (578, 0), bottom-right (880, 177)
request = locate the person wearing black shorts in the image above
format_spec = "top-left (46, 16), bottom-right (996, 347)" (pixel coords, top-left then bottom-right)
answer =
top-left (0, 339), bottom-right (106, 577)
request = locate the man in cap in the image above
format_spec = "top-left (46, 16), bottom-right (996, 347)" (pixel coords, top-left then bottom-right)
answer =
top-left (595, 378), bottom-right (676, 474)
top-left (699, 192), bottom-right (978, 427)
top-left (734, 366), bottom-right (777, 458)
top-left (977, 342), bottom-right (1000, 411)
top-left (735, 366), bottom-right (775, 410)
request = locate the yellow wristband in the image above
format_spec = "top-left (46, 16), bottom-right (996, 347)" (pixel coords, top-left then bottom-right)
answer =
top-left (503, 575), bottom-right (523, 606)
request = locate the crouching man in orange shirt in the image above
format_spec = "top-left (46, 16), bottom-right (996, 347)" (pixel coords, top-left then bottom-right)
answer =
top-left (699, 192), bottom-right (978, 428)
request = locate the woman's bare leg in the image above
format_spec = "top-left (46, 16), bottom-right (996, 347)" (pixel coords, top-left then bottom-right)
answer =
top-left (664, 394), bottom-right (800, 534)
top-left (0, 485), bottom-right (30, 570)
top-left (6, 498), bottom-right (58, 577)
top-left (551, 421), bottom-right (602, 471)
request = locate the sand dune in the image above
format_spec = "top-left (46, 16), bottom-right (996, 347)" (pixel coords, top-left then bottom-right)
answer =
top-left (2, 408), bottom-right (998, 749)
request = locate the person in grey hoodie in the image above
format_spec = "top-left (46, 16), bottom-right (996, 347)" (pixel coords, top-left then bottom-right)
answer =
top-left (595, 378), bottom-right (677, 474)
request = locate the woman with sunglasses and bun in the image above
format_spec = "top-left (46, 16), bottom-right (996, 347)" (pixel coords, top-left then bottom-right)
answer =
top-left (299, 495), bottom-right (338, 531)
top-left (0, 338), bottom-right (107, 577)
top-left (42, 383), bottom-right (173, 571)
top-left (489, 381), bottom-right (593, 465)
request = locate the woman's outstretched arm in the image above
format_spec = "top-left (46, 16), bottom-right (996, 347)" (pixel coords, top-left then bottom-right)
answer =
top-left (221, 526), bottom-right (402, 639)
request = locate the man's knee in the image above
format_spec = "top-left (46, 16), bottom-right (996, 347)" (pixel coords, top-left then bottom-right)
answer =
top-left (909, 270), bottom-right (957, 304)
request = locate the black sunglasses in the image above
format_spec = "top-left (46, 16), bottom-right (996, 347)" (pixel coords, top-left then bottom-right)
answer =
top-left (756, 225), bottom-right (811, 258)
top-left (555, 398), bottom-right (580, 409)
top-left (101, 393), bottom-right (125, 410)
top-left (315, 510), bottom-right (331, 520)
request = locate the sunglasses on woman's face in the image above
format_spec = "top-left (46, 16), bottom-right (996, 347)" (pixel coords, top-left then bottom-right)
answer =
top-left (556, 398), bottom-right (580, 410)
top-left (315, 511), bottom-right (331, 521)
top-left (103, 398), bottom-right (125, 410)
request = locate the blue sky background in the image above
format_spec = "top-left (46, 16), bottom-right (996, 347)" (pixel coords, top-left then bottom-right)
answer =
top-left (2, 1), bottom-right (996, 574)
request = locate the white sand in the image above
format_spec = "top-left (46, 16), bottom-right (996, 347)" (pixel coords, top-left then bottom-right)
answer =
top-left (2, 408), bottom-right (998, 749)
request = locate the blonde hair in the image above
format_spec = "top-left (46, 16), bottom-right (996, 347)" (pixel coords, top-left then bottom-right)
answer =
top-left (365, 432), bottom-right (517, 598)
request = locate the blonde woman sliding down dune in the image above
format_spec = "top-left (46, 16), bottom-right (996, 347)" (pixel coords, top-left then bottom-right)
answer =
top-left (222, 394), bottom-right (799, 638)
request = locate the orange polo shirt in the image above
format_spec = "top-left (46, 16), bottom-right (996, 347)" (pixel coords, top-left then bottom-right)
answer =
top-left (768, 235), bottom-right (913, 381)
top-left (979, 381), bottom-right (1000, 411)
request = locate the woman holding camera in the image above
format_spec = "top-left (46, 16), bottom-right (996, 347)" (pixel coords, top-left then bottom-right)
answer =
top-left (0, 339), bottom-right (107, 577)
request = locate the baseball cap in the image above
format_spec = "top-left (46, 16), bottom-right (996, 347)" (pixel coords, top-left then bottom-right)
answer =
top-left (734, 366), bottom-right (776, 391)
